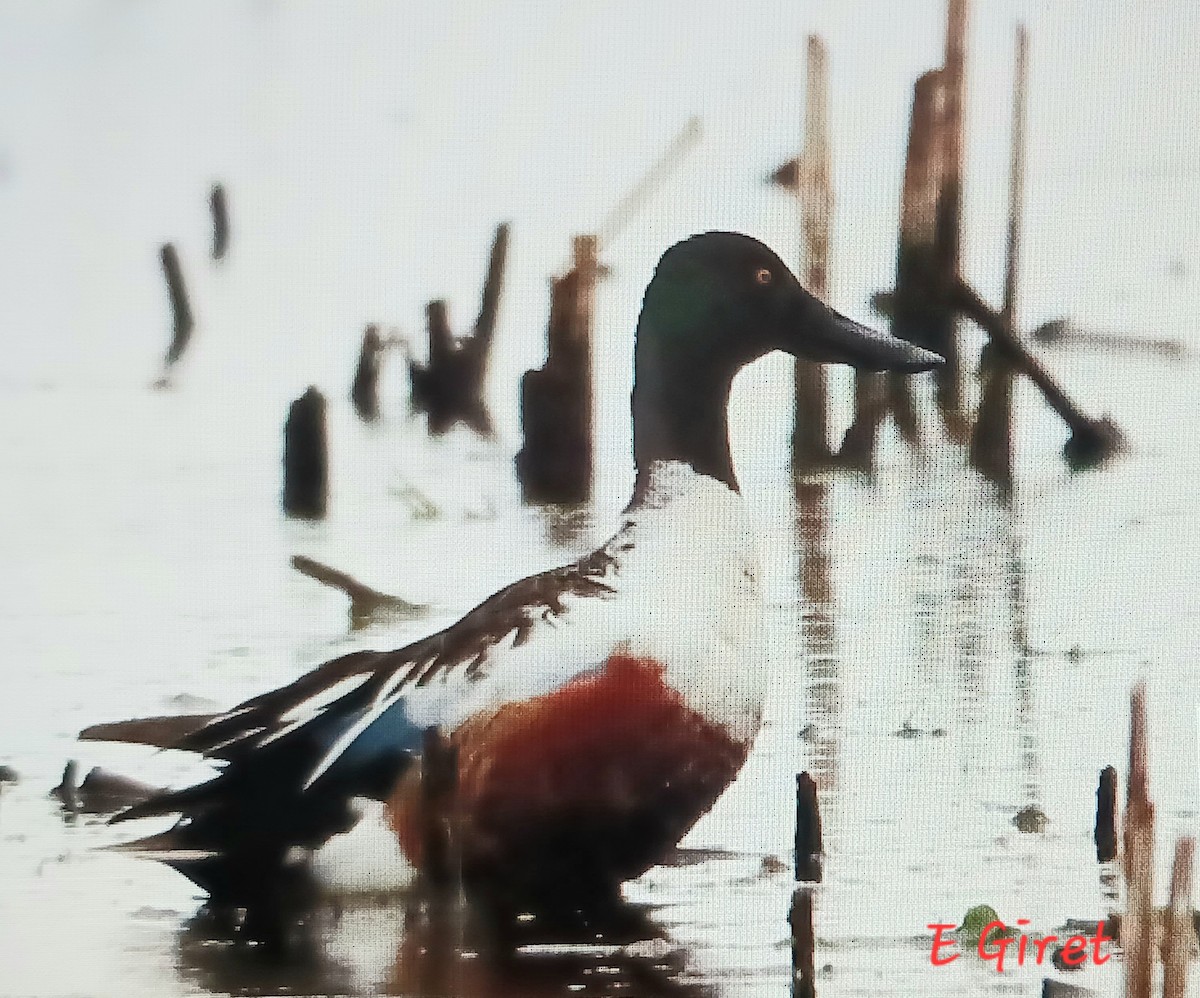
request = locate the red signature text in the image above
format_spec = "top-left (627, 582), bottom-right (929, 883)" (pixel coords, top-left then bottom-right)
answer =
top-left (928, 920), bottom-right (1114, 972)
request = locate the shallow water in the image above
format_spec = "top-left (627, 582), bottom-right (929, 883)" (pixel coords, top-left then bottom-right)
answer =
top-left (3, 3), bottom-right (1200, 996)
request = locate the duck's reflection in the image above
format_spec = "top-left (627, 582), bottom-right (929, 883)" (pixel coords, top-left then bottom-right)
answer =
top-left (177, 889), bottom-right (714, 998)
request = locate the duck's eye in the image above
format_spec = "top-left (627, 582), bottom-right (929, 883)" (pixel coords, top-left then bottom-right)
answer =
top-left (754, 268), bottom-right (773, 285)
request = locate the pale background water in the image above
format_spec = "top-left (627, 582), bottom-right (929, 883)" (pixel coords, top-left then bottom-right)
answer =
top-left (1, 1), bottom-right (1199, 996)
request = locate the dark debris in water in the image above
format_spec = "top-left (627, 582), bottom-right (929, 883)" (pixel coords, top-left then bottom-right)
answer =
top-left (1013, 805), bottom-right (1050, 833)
top-left (894, 721), bottom-right (947, 739)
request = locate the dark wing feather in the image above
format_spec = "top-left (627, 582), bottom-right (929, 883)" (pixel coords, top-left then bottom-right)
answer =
top-left (86, 551), bottom-right (618, 905)
top-left (79, 713), bottom-right (219, 748)
top-left (161, 553), bottom-right (617, 764)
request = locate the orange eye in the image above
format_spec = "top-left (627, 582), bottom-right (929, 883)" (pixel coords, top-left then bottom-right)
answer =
top-left (754, 268), bottom-right (772, 285)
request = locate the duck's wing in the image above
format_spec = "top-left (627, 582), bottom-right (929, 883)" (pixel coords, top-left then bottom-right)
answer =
top-left (96, 549), bottom-right (618, 835)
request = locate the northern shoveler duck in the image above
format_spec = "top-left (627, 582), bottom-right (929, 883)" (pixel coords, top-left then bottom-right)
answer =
top-left (84, 232), bottom-right (940, 917)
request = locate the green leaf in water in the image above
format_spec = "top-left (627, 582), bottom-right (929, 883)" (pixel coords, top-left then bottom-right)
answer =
top-left (958, 905), bottom-right (1016, 945)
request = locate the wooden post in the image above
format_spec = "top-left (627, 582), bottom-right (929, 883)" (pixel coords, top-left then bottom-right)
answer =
top-left (473, 221), bottom-right (509, 357)
top-left (1162, 836), bottom-right (1195, 998)
top-left (840, 70), bottom-right (942, 465)
top-left (1122, 683), bottom-right (1154, 998)
top-left (406, 224), bottom-right (508, 437)
top-left (351, 324), bottom-right (384, 422)
top-left (790, 771), bottom-right (821, 996)
top-left (1095, 765), bottom-right (1118, 863)
top-left (790, 888), bottom-right (816, 998)
top-left (970, 23), bottom-right (1027, 487)
top-left (795, 772), bottom-right (823, 883)
top-left (516, 235), bottom-right (597, 505)
top-left (282, 386), bottom-right (328, 519)
top-left (792, 35), bottom-right (833, 473)
top-left (160, 243), bottom-right (194, 368)
top-left (934, 0), bottom-right (970, 441)
top-left (420, 726), bottom-right (459, 889)
top-left (210, 183), bottom-right (230, 262)
top-left (952, 279), bottom-right (1123, 467)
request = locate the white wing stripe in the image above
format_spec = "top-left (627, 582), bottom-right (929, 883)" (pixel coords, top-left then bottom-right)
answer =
top-left (301, 691), bottom-right (403, 791)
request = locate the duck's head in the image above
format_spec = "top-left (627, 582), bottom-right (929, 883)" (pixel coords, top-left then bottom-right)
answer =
top-left (631, 232), bottom-right (942, 495)
top-left (638, 231), bottom-right (942, 373)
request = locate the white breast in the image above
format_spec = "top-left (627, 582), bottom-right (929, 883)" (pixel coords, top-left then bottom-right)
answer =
top-left (613, 462), bottom-right (768, 743)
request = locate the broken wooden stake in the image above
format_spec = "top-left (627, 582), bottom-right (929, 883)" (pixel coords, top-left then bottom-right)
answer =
top-left (420, 726), bottom-right (459, 889)
top-left (408, 223), bottom-right (509, 437)
top-left (160, 242), bottom-right (194, 369)
top-left (1123, 683), bottom-right (1154, 998)
top-left (291, 554), bottom-right (426, 627)
top-left (282, 386), bottom-right (328, 519)
top-left (351, 324), bottom-right (384, 422)
top-left (970, 22), bottom-right (1027, 487)
top-left (1095, 765), bottom-right (1118, 863)
top-left (933, 0), bottom-right (970, 441)
top-left (795, 771), bottom-right (822, 883)
top-left (790, 887), bottom-right (816, 998)
top-left (1162, 836), bottom-right (1196, 998)
top-left (791, 768), bottom-right (822, 996)
top-left (840, 69), bottom-right (942, 466)
top-left (516, 235), bottom-right (598, 505)
top-left (210, 183), bottom-right (229, 262)
top-left (953, 279), bottom-right (1124, 468)
top-left (791, 35), bottom-right (834, 473)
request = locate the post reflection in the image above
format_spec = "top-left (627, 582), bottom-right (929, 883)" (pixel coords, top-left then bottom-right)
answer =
top-left (795, 480), bottom-right (839, 794)
top-left (537, 501), bottom-right (595, 549)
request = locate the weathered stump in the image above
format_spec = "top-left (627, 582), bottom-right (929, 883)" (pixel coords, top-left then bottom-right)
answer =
top-left (1095, 765), bottom-right (1118, 863)
top-left (933, 0), bottom-right (970, 441)
top-left (790, 771), bottom-right (822, 996)
top-left (351, 325), bottom-right (384, 422)
top-left (210, 183), bottom-right (230, 262)
top-left (790, 888), bottom-right (816, 998)
top-left (970, 23), bottom-right (1027, 488)
top-left (791, 36), bottom-right (833, 473)
top-left (840, 70), bottom-right (943, 467)
top-left (1163, 837), bottom-right (1196, 998)
top-left (1122, 683), bottom-right (1154, 998)
top-left (420, 726), bottom-right (459, 889)
top-left (283, 386), bottom-right (328, 519)
top-left (407, 223), bottom-right (509, 437)
top-left (516, 235), bottom-right (598, 505)
top-left (795, 771), bottom-right (823, 883)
